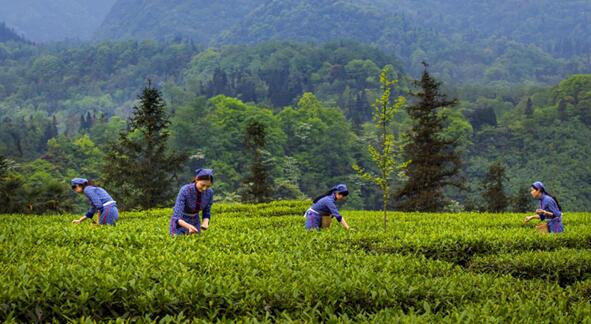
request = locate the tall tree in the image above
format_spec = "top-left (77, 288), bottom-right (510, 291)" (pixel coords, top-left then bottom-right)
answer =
top-left (482, 161), bottom-right (509, 212)
top-left (103, 83), bottom-right (186, 209)
top-left (395, 64), bottom-right (463, 212)
top-left (240, 120), bottom-right (274, 203)
top-left (353, 66), bottom-right (408, 230)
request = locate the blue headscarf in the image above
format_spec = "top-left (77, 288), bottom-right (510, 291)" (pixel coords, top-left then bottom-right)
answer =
top-left (195, 168), bottom-right (214, 183)
top-left (313, 183), bottom-right (349, 203)
top-left (71, 178), bottom-right (88, 186)
top-left (331, 184), bottom-right (349, 195)
top-left (532, 181), bottom-right (545, 192)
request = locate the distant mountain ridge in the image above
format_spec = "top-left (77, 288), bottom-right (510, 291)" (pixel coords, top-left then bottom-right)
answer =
top-left (0, 22), bottom-right (28, 43)
top-left (94, 0), bottom-right (591, 84)
top-left (0, 0), bottom-right (117, 42)
top-left (95, 0), bottom-right (266, 43)
top-left (97, 0), bottom-right (591, 57)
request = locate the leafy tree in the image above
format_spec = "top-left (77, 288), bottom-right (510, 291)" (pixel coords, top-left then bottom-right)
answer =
top-left (0, 158), bottom-right (73, 214)
top-left (277, 93), bottom-right (356, 197)
top-left (396, 64), bottom-right (463, 212)
top-left (482, 162), bottom-right (509, 212)
top-left (103, 83), bottom-right (186, 209)
top-left (88, 115), bottom-right (126, 147)
top-left (45, 134), bottom-right (104, 180)
top-left (196, 95), bottom-right (286, 200)
top-left (353, 66), bottom-right (408, 229)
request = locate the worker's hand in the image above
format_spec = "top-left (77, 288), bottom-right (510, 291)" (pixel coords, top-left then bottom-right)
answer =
top-left (72, 219), bottom-right (81, 224)
top-left (535, 209), bottom-right (546, 215)
top-left (524, 215), bottom-right (535, 223)
top-left (201, 218), bottom-right (209, 230)
top-left (187, 225), bottom-right (199, 234)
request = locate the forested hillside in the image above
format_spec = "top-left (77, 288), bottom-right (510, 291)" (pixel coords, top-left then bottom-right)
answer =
top-left (0, 0), bottom-right (116, 42)
top-left (461, 74), bottom-right (591, 211)
top-left (95, 0), bottom-right (591, 84)
top-left (1, 39), bottom-right (590, 212)
top-left (95, 0), bottom-right (266, 43)
top-left (0, 22), bottom-right (27, 43)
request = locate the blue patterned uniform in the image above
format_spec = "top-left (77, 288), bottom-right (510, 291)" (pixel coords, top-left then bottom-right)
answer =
top-left (83, 186), bottom-right (118, 225)
top-left (538, 193), bottom-right (564, 233)
top-left (305, 193), bottom-right (343, 230)
top-left (169, 183), bottom-right (214, 236)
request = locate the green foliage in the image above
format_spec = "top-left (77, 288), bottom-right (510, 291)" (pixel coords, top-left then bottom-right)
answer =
top-left (104, 84), bottom-right (186, 210)
top-left (396, 67), bottom-right (463, 211)
top-left (277, 93), bottom-right (357, 197)
top-left (482, 162), bottom-right (509, 212)
top-left (469, 249), bottom-right (591, 286)
top-left (0, 36), bottom-right (590, 212)
top-left (94, 0), bottom-right (591, 85)
top-left (0, 40), bottom-right (198, 118)
top-left (353, 66), bottom-right (408, 229)
top-left (465, 74), bottom-right (591, 211)
top-left (95, 0), bottom-right (265, 43)
top-left (46, 134), bottom-right (104, 178)
top-left (196, 96), bottom-right (286, 199)
top-left (0, 112), bottom-right (59, 160)
top-left (1, 205), bottom-right (591, 321)
top-left (553, 74), bottom-right (591, 126)
top-left (183, 41), bottom-right (403, 116)
top-left (240, 120), bottom-right (274, 203)
top-left (0, 158), bottom-right (73, 214)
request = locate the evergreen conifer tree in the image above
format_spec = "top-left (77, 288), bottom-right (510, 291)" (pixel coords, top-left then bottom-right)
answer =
top-left (240, 120), bottom-right (273, 203)
top-left (395, 64), bottom-right (463, 211)
top-left (103, 83), bottom-right (186, 209)
top-left (482, 162), bottom-right (508, 212)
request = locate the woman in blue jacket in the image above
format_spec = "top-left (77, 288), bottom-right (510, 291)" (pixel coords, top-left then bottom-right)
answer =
top-left (305, 184), bottom-right (350, 230)
top-left (524, 181), bottom-right (564, 233)
top-left (169, 168), bottom-right (214, 236)
top-left (71, 178), bottom-right (119, 225)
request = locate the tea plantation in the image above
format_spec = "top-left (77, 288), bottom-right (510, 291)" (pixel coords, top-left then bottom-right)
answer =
top-left (1, 200), bottom-right (591, 322)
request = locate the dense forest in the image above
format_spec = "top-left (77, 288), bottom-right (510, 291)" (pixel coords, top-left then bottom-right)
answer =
top-left (93, 0), bottom-right (591, 84)
top-left (1, 38), bottom-right (590, 213)
top-left (0, 1), bottom-right (590, 213)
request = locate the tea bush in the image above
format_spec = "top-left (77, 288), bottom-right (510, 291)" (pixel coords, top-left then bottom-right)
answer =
top-left (1, 202), bottom-right (590, 322)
